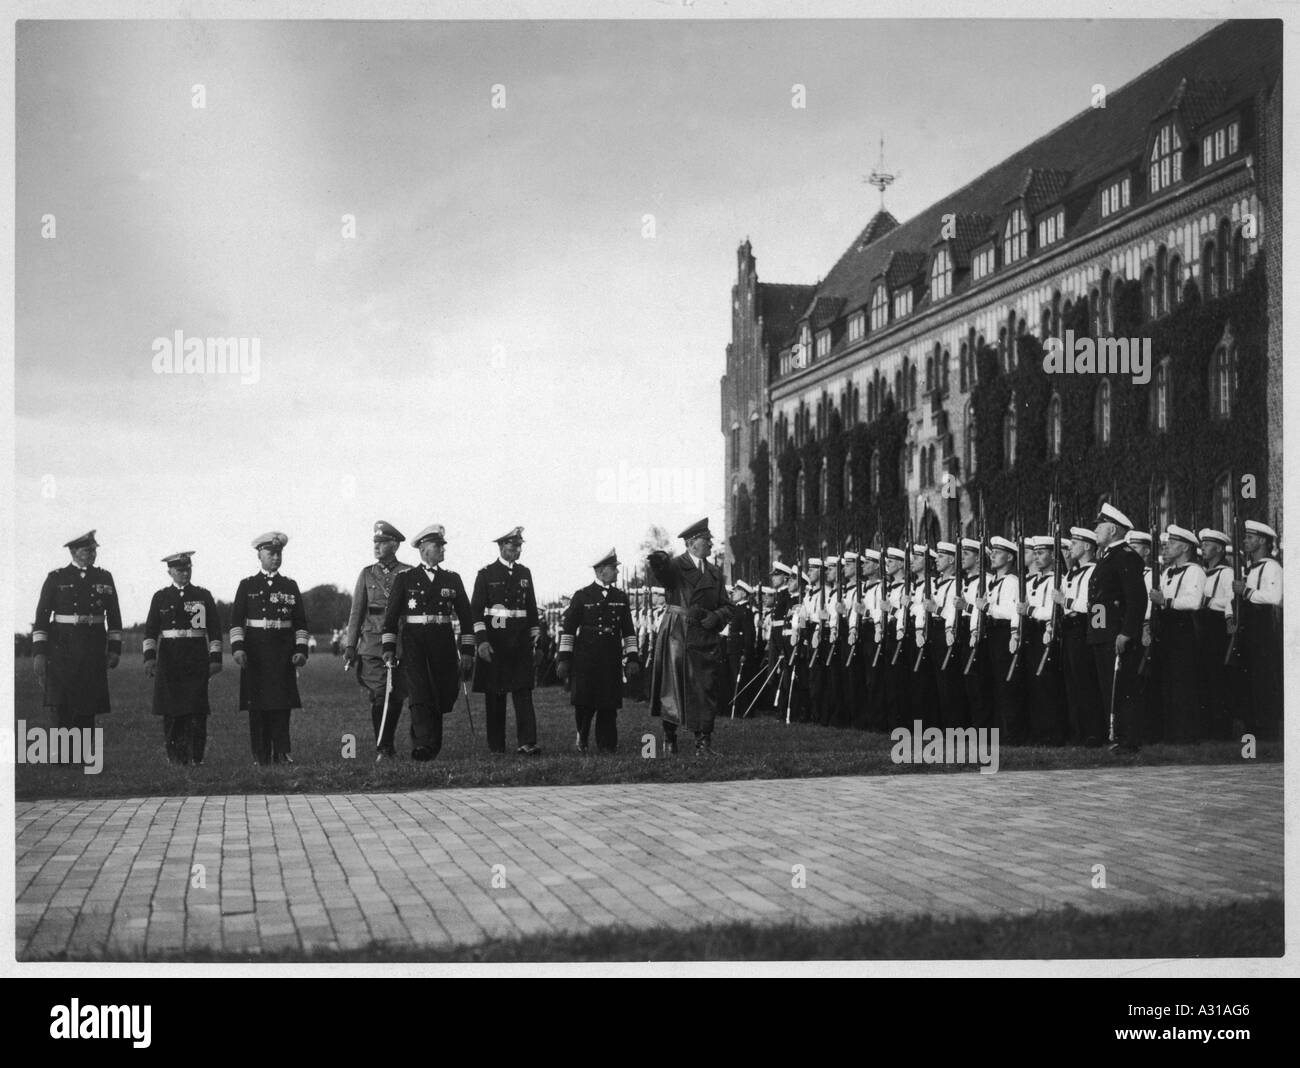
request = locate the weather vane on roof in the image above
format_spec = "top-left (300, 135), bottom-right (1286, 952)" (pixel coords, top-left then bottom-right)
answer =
top-left (864, 135), bottom-right (900, 211)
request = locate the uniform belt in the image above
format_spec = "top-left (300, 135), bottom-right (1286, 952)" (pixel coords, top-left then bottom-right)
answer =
top-left (161, 628), bottom-right (206, 639)
top-left (404, 614), bottom-right (454, 625)
top-left (580, 626), bottom-right (618, 637)
top-left (664, 605), bottom-right (689, 617)
top-left (486, 607), bottom-right (529, 619)
top-left (367, 605), bottom-right (385, 615)
top-left (245, 619), bottom-right (292, 629)
top-left (53, 613), bottom-right (104, 625)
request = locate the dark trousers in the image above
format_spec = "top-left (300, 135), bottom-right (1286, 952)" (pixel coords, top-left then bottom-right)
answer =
top-left (1024, 621), bottom-right (1066, 745)
top-left (165, 714), bottom-right (208, 764)
top-left (361, 654), bottom-right (406, 753)
top-left (55, 706), bottom-right (95, 730)
top-left (1157, 611), bottom-right (1203, 743)
top-left (249, 708), bottom-right (290, 763)
top-left (486, 688), bottom-right (537, 751)
top-left (575, 706), bottom-right (618, 751)
top-left (1063, 621), bottom-right (1103, 744)
top-left (370, 694), bottom-right (405, 753)
top-left (959, 631), bottom-right (994, 730)
top-left (1093, 641), bottom-right (1141, 746)
top-left (1196, 612), bottom-right (1233, 740)
top-left (931, 631), bottom-right (969, 729)
top-left (908, 633), bottom-right (939, 728)
top-left (882, 634), bottom-right (912, 730)
top-left (987, 622), bottom-right (1024, 744)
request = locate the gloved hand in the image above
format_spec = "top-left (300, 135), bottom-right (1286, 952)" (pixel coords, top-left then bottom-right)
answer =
top-left (145, 660), bottom-right (157, 678)
top-left (292, 653), bottom-right (307, 668)
top-left (33, 653), bottom-right (46, 683)
top-left (107, 652), bottom-right (120, 669)
top-left (458, 654), bottom-right (475, 681)
top-left (698, 611), bottom-right (722, 631)
top-left (556, 660), bottom-right (570, 682)
top-left (209, 661), bottom-right (222, 676)
top-left (234, 650), bottom-right (248, 668)
top-left (383, 652), bottom-right (396, 668)
top-left (624, 660), bottom-right (641, 679)
top-left (477, 641), bottom-right (493, 662)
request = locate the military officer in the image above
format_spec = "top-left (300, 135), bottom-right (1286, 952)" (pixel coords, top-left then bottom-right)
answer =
top-left (231, 532), bottom-right (309, 765)
top-left (32, 530), bottom-right (124, 731)
top-left (726, 580), bottom-right (758, 717)
top-left (471, 526), bottom-right (543, 755)
top-left (382, 524), bottom-right (476, 760)
top-left (1149, 524), bottom-right (1206, 742)
top-left (556, 548), bottom-right (642, 752)
top-left (1088, 504), bottom-right (1148, 753)
top-left (344, 521), bottom-right (415, 760)
top-left (1196, 528), bottom-right (1235, 739)
top-left (647, 518), bottom-right (736, 756)
top-left (142, 552), bottom-right (223, 765)
top-left (1233, 519), bottom-right (1283, 741)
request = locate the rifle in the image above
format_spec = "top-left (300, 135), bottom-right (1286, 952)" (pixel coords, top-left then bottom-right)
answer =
top-left (964, 495), bottom-right (988, 675)
top-left (1224, 473), bottom-right (1243, 664)
top-left (890, 520), bottom-right (910, 666)
top-left (1138, 482), bottom-right (1160, 676)
top-left (913, 520), bottom-right (932, 672)
top-left (783, 547), bottom-right (806, 725)
top-left (1037, 479), bottom-right (1064, 676)
top-left (871, 525), bottom-right (886, 668)
top-left (847, 533), bottom-right (864, 666)
top-left (1006, 501), bottom-right (1023, 682)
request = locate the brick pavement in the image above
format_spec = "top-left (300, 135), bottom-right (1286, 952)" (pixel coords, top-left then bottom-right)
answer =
top-left (14, 763), bottom-right (1282, 958)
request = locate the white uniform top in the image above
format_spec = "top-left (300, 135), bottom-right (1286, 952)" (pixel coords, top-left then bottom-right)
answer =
top-left (1142, 566), bottom-right (1153, 621)
top-left (917, 574), bottom-right (957, 640)
top-left (1159, 562), bottom-right (1206, 611)
top-left (888, 580), bottom-right (908, 640)
top-left (862, 580), bottom-right (884, 631)
top-left (1243, 557), bottom-right (1283, 606)
top-left (1028, 570), bottom-right (1058, 622)
top-left (1063, 561), bottom-right (1096, 616)
top-left (986, 572), bottom-right (1021, 633)
top-left (1201, 564), bottom-right (1234, 617)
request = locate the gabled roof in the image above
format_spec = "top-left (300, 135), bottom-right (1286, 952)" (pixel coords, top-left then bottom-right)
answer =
top-left (770, 20), bottom-right (1279, 352)
top-left (809, 296), bottom-right (846, 331)
top-left (1012, 168), bottom-right (1073, 217)
top-left (757, 283), bottom-right (817, 354)
top-left (1158, 77), bottom-right (1229, 129)
top-left (884, 250), bottom-right (927, 288)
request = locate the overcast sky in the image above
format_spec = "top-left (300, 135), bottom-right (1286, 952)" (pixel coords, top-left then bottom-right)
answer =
top-left (15, 16), bottom-right (1221, 623)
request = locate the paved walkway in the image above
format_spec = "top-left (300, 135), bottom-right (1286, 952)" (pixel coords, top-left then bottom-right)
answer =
top-left (15, 764), bottom-right (1282, 958)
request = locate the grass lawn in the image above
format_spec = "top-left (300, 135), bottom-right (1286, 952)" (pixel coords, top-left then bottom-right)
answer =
top-left (45, 898), bottom-right (1282, 963)
top-left (13, 654), bottom-right (1278, 801)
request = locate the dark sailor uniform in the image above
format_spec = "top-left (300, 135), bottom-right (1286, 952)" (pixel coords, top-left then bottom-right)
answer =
top-left (470, 559), bottom-right (541, 752)
top-left (32, 563), bottom-right (123, 727)
top-left (143, 583), bottom-right (222, 764)
top-left (231, 571), bottom-right (309, 763)
top-left (558, 581), bottom-right (640, 751)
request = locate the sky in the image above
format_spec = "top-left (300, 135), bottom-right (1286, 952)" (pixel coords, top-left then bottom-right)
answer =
top-left (15, 16), bottom-right (1223, 623)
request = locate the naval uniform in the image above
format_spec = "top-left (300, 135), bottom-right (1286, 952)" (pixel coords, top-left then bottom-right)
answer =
top-left (470, 558), bottom-right (541, 752)
top-left (1154, 561), bottom-right (1206, 743)
top-left (231, 570), bottom-right (309, 763)
top-left (1239, 555), bottom-right (1283, 741)
top-left (382, 565), bottom-right (475, 758)
top-left (143, 583), bottom-right (223, 764)
top-left (1086, 541), bottom-right (1147, 748)
top-left (32, 563), bottom-right (124, 727)
top-left (957, 571), bottom-right (995, 731)
top-left (1061, 559), bottom-right (1102, 744)
top-left (33, 563), bottom-right (125, 732)
top-left (345, 559), bottom-right (414, 753)
top-left (558, 581), bottom-right (640, 751)
top-left (986, 571), bottom-right (1024, 744)
top-left (1025, 570), bottom-right (1066, 745)
top-left (930, 571), bottom-right (967, 729)
top-left (1197, 562), bottom-right (1235, 739)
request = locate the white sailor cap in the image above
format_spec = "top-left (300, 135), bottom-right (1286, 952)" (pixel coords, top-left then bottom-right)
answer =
top-left (885, 547), bottom-right (905, 561)
top-left (1245, 520), bottom-right (1278, 540)
top-left (959, 537), bottom-right (982, 552)
top-left (1097, 503), bottom-right (1134, 530)
top-left (1070, 526), bottom-right (1098, 545)
top-left (1165, 524), bottom-right (1198, 548)
top-left (823, 555), bottom-right (839, 566)
top-left (989, 536), bottom-right (1017, 553)
top-left (936, 541), bottom-right (957, 555)
top-left (910, 543), bottom-right (936, 557)
top-left (1029, 536), bottom-right (1053, 550)
top-left (650, 586), bottom-right (666, 595)
top-left (734, 580), bottom-right (754, 596)
top-left (862, 548), bottom-right (881, 561)
top-left (1198, 528), bottom-right (1231, 546)
top-left (808, 557), bottom-right (823, 567)
top-left (842, 551), bottom-right (860, 562)
top-left (1126, 530), bottom-right (1152, 545)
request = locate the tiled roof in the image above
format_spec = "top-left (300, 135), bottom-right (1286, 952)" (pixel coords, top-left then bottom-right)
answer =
top-left (809, 296), bottom-right (846, 331)
top-left (772, 19), bottom-right (1280, 352)
top-left (758, 283), bottom-right (817, 354)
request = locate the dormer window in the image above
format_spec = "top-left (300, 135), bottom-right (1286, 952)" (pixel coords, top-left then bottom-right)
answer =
top-left (848, 310), bottom-right (865, 343)
top-left (1003, 207), bottom-right (1028, 265)
top-left (892, 287), bottom-right (913, 319)
top-left (1037, 209), bottom-right (1065, 249)
top-left (1203, 119), bottom-right (1241, 168)
top-left (972, 245), bottom-right (996, 281)
top-left (815, 330), bottom-right (831, 361)
top-left (1149, 121), bottom-right (1183, 194)
top-left (1101, 177), bottom-right (1131, 218)
top-left (870, 284), bottom-right (888, 331)
top-left (930, 248), bottom-right (953, 301)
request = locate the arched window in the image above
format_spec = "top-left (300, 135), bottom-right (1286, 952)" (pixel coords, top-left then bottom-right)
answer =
top-left (1217, 219), bottom-right (1231, 295)
top-left (1216, 471), bottom-right (1232, 533)
top-left (1040, 308), bottom-right (1052, 340)
top-left (1152, 358), bottom-right (1170, 432)
top-left (998, 327), bottom-right (1008, 373)
top-left (958, 342), bottom-right (969, 392)
top-left (843, 449), bottom-right (853, 507)
top-left (1232, 228), bottom-right (1246, 289)
top-left (1202, 240), bottom-right (1218, 299)
top-left (1095, 379), bottom-right (1112, 446)
top-left (1143, 266), bottom-right (1156, 321)
top-left (964, 401), bottom-right (977, 477)
top-left (870, 284), bottom-right (888, 331)
top-left (941, 349), bottom-right (951, 396)
top-left (1155, 246), bottom-right (1167, 316)
top-left (907, 362), bottom-right (918, 410)
top-left (870, 449), bottom-right (881, 497)
top-left (1089, 287), bottom-right (1102, 337)
top-left (1002, 400), bottom-right (1017, 470)
top-left (1100, 270), bottom-right (1112, 336)
top-left (1052, 291), bottom-right (1062, 339)
top-left (1211, 343), bottom-right (1236, 419)
top-left (931, 248), bottom-right (953, 301)
top-left (818, 456), bottom-right (828, 514)
top-left (1111, 278), bottom-right (1123, 334)
top-left (1047, 393), bottom-right (1062, 459)
top-left (1168, 254), bottom-right (1183, 308)
top-left (796, 468), bottom-right (806, 519)
top-left (925, 352), bottom-right (935, 395)
top-left (774, 471), bottom-right (783, 523)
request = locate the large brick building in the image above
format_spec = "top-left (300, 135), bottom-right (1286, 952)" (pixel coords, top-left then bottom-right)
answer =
top-left (721, 19), bottom-right (1282, 580)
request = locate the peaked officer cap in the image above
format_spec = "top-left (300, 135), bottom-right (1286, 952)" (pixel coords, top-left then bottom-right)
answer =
top-left (591, 547), bottom-right (619, 569)
top-left (414, 524), bottom-right (447, 547)
top-left (252, 531), bottom-right (289, 551)
top-left (65, 530), bottom-right (98, 550)
top-left (1097, 503), bottom-right (1134, 530)
top-left (162, 551), bottom-right (195, 566)
top-left (494, 525), bottom-right (525, 544)
top-left (678, 518), bottom-right (712, 541)
top-left (373, 520), bottom-right (405, 543)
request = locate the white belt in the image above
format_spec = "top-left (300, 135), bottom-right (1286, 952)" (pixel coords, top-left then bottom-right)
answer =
top-left (405, 614), bottom-right (454, 624)
top-left (245, 619), bottom-right (292, 629)
top-left (486, 607), bottom-right (529, 619)
top-left (161, 628), bottom-right (207, 638)
top-left (53, 614), bottom-right (104, 625)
